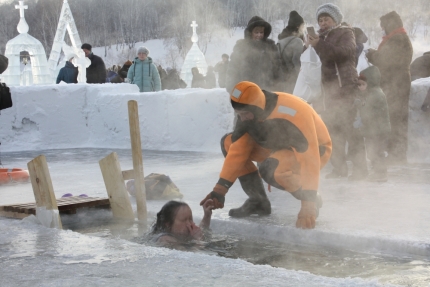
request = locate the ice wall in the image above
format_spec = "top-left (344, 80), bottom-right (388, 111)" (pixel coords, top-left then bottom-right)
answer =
top-left (0, 84), bottom-right (234, 153)
top-left (1, 81), bottom-right (429, 163)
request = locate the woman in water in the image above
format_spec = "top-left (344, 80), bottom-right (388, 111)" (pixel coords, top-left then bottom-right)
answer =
top-left (150, 200), bottom-right (214, 248)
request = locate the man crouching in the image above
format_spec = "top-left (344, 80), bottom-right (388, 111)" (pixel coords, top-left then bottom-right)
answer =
top-left (200, 81), bottom-right (332, 229)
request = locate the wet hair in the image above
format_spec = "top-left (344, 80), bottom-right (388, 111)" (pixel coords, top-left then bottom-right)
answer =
top-left (150, 201), bottom-right (189, 234)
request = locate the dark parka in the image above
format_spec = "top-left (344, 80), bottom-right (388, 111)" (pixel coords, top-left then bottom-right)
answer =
top-left (56, 61), bottom-right (78, 84)
top-left (226, 16), bottom-right (280, 92)
top-left (314, 25), bottom-right (358, 100)
top-left (0, 54), bottom-right (8, 74)
top-left (410, 51), bottom-right (430, 81)
top-left (163, 69), bottom-right (187, 90)
top-left (86, 53), bottom-right (106, 84)
top-left (366, 11), bottom-right (413, 163)
top-left (312, 24), bottom-right (367, 177)
top-left (214, 60), bottom-right (229, 88)
top-left (358, 66), bottom-right (391, 138)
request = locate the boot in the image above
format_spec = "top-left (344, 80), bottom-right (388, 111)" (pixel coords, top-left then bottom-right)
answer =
top-left (229, 171), bottom-right (271, 217)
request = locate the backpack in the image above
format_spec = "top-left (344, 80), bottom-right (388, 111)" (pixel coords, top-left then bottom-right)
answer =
top-left (126, 173), bottom-right (183, 200)
top-left (277, 37), bottom-right (296, 75)
top-left (0, 82), bottom-right (12, 111)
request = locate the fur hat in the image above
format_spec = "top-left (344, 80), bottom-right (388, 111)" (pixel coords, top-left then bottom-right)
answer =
top-left (245, 16), bottom-right (272, 39)
top-left (380, 11), bottom-right (404, 34)
top-left (137, 46), bottom-right (150, 55)
top-left (288, 11), bottom-right (304, 29)
top-left (316, 3), bottom-right (343, 25)
top-left (81, 43), bottom-right (92, 50)
top-left (123, 60), bottom-right (133, 67)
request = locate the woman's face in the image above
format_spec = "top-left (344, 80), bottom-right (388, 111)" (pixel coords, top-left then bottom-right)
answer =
top-left (252, 26), bottom-right (265, 40)
top-left (318, 16), bottom-right (336, 31)
top-left (138, 52), bottom-right (147, 61)
top-left (169, 205), bottom-right (194, 237)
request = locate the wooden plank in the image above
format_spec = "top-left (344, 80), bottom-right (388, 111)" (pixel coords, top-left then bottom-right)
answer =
top-left (27, 155), bottom-right (62, 229)
top-left (122, 169), bottom-right (135, 180)
top-left (0, 197), bottom-right (111, 219)
top-left (128, 100), bottom-right (147, 223)
top-left (99, 152), bottom-right (135, 220)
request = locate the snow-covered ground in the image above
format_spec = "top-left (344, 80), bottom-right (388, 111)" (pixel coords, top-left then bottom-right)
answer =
top-left (0, 82), bottom-right (430, 286)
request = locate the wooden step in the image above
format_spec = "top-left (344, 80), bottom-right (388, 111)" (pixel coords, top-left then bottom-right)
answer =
top-left (0, 196), bottom-right (110, 219)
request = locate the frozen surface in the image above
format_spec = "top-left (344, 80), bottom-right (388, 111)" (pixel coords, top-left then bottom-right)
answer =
top-left (1, 149), bottom-right (430, 286)
top-left (1, 82), bottom-right (430, 163)
top-left (0, 85), bottom-right (234, 153)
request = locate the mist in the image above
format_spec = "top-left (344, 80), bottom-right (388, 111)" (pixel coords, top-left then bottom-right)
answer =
top-left (0, 0), bottom-right (428, 59)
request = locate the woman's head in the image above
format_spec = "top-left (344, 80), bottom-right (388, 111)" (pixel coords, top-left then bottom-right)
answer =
top-left (137, 46), bottom-right (149, 61)
top-left (316, 3), bottom-right (343, 30)
top-left (245, 16), bottom-right (272, 40)
top-left (151, 201), bottom-right (194, 238)
top-left (191, 67), bottom-right (199, 76)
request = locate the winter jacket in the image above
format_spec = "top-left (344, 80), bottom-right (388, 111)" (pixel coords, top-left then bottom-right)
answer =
top-left (111, 61), bottom-right (132, 83)
top-left (276, 32), bottom-right (304, 93)
top-left (86, 53), bottom-right (106, 84)
top-left (410, 51), bottom-right (430, 81)
top-left (0, 54), bottom-right (8, 74)
top-left (205, 70), bottom-right (216, 89)
top-left (219, 84), bottom-right (332, 193)
top-left (191, 72), bottom-right (205, 88)
top-left (366, 11), bottom-right (413, 163)
top-left (226, 16), bottom-right (280, 92)
top-left (312, 25), bottom-right (358, 115)
top-left (214, 61), bottom-right (229, 88)
top-left (357, 66), bottom-right (391, 138)
top-left (163, 69), bottom-right (186, 90)
top-left (127, 57), bottom-right (161, 92)
top-left (56, 61), bottom-right (78, 84)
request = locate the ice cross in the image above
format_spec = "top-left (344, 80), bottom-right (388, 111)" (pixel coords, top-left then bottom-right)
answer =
top-left (15, 1), bottom-right (28, 18)
top-left (191, 21), bottom-right (198, 34)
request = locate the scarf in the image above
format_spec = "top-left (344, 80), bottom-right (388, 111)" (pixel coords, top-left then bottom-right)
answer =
top-left (318, 24), bottom-right (341, 38)
top-left (378, 27), bottom-right (407, 50)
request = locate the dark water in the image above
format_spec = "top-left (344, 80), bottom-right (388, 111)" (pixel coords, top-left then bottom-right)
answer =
top-left (60, 209), bottom-right (430, 287)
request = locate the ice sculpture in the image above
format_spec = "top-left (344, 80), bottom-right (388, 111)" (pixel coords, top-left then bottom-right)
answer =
top-left (1, 1), bottom-right (52, 86)
top-left (62, 43), bottom-right (90, 83)
top-left (180, 21), bottom-right (208, 88)
top-left (48, 0), bottom-right (82, 81)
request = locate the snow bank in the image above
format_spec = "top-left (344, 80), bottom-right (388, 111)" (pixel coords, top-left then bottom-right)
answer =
top-left (1, 80), bottom-right (430, 163)
top-left (0, 83), bottom-right (234, 152)
top-left (408, 78), bottom-right (430, 163)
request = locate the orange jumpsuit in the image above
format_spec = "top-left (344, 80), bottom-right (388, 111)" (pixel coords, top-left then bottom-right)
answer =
top-left (218, 82), bottom-right (332, 201)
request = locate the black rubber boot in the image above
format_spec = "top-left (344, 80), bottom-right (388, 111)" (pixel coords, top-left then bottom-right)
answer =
top-left (229, 171), bottom-right (271, 217)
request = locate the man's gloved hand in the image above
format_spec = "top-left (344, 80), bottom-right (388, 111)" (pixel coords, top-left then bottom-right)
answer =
top-left (200, 184), bottom-right (227, 209)
top-left (296, 200), bottom-right (316, 229)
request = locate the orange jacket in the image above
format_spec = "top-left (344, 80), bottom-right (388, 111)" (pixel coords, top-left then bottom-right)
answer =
top-left (219, 81), bottom-right (332, 192)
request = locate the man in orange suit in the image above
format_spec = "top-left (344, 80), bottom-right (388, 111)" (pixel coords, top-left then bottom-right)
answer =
top-left (200, 81), bottom-right (332, 229)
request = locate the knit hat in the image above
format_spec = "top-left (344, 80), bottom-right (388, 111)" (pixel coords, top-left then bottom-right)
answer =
top-left (81, 43), bottom-right (92, 50)
top-left (137, 46), bottom-right (150, 55)
top-left (316, 3), bottom-right (343, 25)
top-left (288, 11), bottom-right (304, 29)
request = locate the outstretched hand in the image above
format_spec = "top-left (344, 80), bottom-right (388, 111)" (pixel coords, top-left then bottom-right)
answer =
top-left (202, 198), bottom-right (214, 217)
top-left (296, 201), bottom-right (316, 229)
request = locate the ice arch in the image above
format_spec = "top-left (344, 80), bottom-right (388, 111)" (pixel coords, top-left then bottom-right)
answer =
top-left (47, 0), bottom-right (82, 80)
top-left (1, 1), bottom-right (51, 86)
top-left (181, 21), bottom-right (208, 87)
